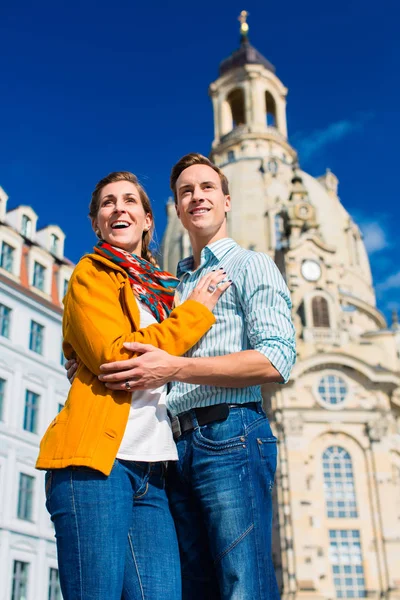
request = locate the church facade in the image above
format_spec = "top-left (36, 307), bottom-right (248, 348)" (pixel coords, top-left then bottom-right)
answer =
top-left (162, 26), bottom-right (400, 600)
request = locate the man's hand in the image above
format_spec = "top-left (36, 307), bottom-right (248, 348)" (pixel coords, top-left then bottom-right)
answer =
top-left (65, 358), bottom-right (79, 384)
top-left (98, 343), bottom-right (181, 390)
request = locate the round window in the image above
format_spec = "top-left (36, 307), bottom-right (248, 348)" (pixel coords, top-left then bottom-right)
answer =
top-left (318, 375), bottom-right (347, 406)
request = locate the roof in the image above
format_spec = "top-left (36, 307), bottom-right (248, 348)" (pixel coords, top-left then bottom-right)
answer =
top-left (219, 38), bottom-right (275, 77)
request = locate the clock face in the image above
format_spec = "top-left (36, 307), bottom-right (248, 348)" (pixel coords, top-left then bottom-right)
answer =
top-left (301, 259), bottom-right (321, 282)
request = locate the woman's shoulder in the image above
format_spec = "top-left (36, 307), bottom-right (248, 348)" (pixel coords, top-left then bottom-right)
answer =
top-left (69, 254), bottom-right (117, 286)
top-left (71, 254), bottom-right (101, 276)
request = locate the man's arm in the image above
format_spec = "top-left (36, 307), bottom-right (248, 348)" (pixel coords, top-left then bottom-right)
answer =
top-left (172, 350), bottom-right (283, 385)
top-left (98, 344), bottom-right (282, 390)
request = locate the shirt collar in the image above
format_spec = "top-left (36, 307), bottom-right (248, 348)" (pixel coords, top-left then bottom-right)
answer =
top-left (177, 238), bottom-right (238, 277)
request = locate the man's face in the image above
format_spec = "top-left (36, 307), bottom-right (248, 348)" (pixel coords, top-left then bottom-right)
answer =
top-left (175, 164), bottom-right (231, 238)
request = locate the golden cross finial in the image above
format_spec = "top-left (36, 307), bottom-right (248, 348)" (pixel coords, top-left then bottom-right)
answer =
top-left (238, 10), bottom-right (249, 36)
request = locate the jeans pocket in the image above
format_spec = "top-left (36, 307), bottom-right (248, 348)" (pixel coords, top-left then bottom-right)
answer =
top-left (257, 437), bottom-right (278, 489)
top-left (197, 408), bottom-right (244, 443)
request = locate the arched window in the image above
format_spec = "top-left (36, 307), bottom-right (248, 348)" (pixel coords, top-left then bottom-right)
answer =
top-left (312, 296), bottom-right (330, 328)
top-left (265, 91), bottom-right (277, 127)
top-left (323, 446), bottom-right (357, 518)
top-left (227, 89), bottom-right (245, 128)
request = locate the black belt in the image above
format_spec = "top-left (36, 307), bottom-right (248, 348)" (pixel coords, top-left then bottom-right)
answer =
top-left (169, 403), bottom-right (258, 441)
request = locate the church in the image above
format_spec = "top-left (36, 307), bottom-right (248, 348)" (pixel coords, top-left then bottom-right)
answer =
top-left (162, 13), bottom-right (400, 600)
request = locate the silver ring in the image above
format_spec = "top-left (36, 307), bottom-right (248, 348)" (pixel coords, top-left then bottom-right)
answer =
top-left (125, 380), bottom-right (132, 391)
top-left (207, 284), bottom-right (217, 293)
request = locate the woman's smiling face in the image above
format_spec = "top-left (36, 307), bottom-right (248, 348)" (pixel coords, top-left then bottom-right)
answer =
top-left (92, 180), bottom-right (152, 255)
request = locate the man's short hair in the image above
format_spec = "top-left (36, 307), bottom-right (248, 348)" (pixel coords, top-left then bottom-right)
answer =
top-left (170, 153), bottom-right (230, 204)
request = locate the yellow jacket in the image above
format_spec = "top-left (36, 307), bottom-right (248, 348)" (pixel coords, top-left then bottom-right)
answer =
top-left (36, 253), bottom-right (215, 475)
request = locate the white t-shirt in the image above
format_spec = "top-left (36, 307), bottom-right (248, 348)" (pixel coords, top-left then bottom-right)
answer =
top-left (116, 302), bottom-right (178, 462)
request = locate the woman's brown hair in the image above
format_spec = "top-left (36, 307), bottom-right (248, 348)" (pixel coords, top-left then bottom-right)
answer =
top-left (89, 171), bottom-right (158, 266)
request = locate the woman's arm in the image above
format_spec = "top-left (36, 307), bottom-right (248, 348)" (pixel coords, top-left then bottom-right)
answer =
top-left (63, 258), bottom-right (223, 376)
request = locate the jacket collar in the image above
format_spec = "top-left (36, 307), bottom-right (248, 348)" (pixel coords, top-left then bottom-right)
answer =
top-left (85, 252), bottom-right (130, 277)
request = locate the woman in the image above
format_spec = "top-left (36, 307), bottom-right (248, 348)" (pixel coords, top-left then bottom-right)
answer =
top-left (36, 171), bottom-right (230, 600)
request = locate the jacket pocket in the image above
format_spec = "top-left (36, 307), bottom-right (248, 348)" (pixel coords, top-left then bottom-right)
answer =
top-left (39, 420), bottom-right (67, 460)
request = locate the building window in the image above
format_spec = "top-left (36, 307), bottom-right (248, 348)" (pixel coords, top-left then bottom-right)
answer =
top-left (48, 568), bottom-right (61, 600)
top-left (12, 560), bottom-right (29, 600)
top-left (227, 150), bottom-right (235, 162)
top-left (29, 320), bottom-right (44, 354)
top-left (227, 88), bottom-right (245, 128)
top-left (21, 214), bottom-right (32, 237)
top-left (0, 377), bottom-right (5, 420)
top-left (17, 473), bottom-right (34, 521)
top-left (318, 374), bottom-right (347, 406)
top-left (323, 447), bottom-right (357, 518)
top-left (24, 390), bottom-right (39, 433)
top-left (33, 261), bottom-right (46, 291)
top-left (0, 241), bottom-right (15, 273)
top-left (50, 233), bottom-right (59, 254)
top-left (63, 279), bottom-right (69, 297)
top-left (0, 303), bottom-right (11, 337)
top-left (312, 296), bottom-right (330, 328)
top-left (329, 530), bottom-right (366, 598)
top-left (265, 90), bottom-right (277, 127)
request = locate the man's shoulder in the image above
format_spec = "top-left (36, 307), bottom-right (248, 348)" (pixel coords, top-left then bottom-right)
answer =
top-left (228, 245), bottom-right (275, 272)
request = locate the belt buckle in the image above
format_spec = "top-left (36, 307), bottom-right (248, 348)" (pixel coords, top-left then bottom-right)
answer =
top-left (171, 416), bottom-right (182, 440)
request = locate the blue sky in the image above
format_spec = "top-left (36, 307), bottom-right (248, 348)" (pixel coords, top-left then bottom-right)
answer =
top-left (0, 0), bottom-right (398, 320)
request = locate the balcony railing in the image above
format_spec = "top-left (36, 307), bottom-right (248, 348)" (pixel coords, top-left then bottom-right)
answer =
top-left (303, 327), bottom-right (343, 346)
top-left (219, 124), bottom-right (285, 145)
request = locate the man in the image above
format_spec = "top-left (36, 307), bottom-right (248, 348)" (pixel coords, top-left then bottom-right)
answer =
top-left (74, 153), bottom-right (296, 599)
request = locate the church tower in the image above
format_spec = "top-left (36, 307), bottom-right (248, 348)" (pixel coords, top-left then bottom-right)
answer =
top-left (207, 11), bottom-right (295, 254)
top-left (162, 14), bottom-right (400, 600)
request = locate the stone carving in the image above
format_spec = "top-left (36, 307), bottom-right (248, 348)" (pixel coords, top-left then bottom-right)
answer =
top-left (285, 413), bottom-right (304, 436)
top-left (367, 418), bottom-right (390, 442)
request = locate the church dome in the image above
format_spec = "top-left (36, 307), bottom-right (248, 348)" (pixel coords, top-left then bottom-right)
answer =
top-left (297, 170), bottom-right (375, 305)
top-left (219, 38), bottom-right (276, 77)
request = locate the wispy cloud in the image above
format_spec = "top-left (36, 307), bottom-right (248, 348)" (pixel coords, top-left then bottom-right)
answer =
top-left (359, 221), bottom-right (388, 254)
top-left (386, 300), bottom-right (400, 312)
top-left (376, 271), bottom-right (400, 293)
top-left (293, 113), bottom-right (373, 161)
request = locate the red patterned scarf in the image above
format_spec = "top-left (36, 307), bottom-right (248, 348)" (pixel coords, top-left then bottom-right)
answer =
top-left (94, 241), bottom-right (179, 322)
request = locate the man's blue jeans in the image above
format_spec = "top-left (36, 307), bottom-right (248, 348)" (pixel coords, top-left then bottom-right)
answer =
top-left (45, 459), bottom-right (181, 600)
top-left (167, 403), bottom-right (280, 600)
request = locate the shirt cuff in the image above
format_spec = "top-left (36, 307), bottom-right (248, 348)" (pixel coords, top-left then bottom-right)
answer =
top-left (255, 344), bottom-right (294, 384)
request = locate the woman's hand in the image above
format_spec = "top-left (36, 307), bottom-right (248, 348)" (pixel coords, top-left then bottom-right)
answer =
top-left (188, 269), bottom-right (231, 311)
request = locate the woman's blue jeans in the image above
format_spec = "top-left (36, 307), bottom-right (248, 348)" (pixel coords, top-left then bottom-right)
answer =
top-left (45, 459), bottom-right (181, 600)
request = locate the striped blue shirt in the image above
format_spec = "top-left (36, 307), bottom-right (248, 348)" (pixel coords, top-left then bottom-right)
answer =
top-left (166, 238), bottom-right (296, 416)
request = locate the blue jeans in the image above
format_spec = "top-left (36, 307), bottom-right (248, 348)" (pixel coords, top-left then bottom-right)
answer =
top-left (167, 403), bottom-right (280, 600)
top-left (45, 459), bottom-right (181, 600)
